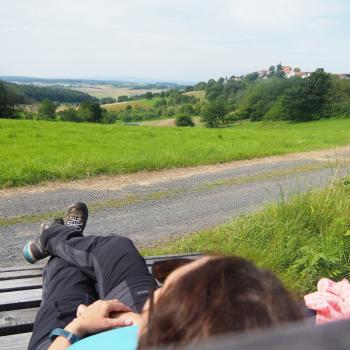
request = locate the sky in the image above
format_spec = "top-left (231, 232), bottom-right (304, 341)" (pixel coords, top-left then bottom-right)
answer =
top-left (1, 0), bottom-right (350, 83)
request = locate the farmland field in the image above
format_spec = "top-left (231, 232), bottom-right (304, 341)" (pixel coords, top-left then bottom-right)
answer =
top-left (103, 99), bottom-right (157, 111)
top-left (183, 90), bottom-right (206, 100)
top-left (1, 118), bottom-right (350, 189)
top-left (70, 84), bottom-right (165, 99)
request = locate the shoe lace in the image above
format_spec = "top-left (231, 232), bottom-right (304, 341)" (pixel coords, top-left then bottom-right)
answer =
top-left (66, 216), bottom-right (83, 231)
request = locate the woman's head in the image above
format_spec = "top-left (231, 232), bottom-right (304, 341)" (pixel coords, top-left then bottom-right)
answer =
top-left (139, 256), bottom-right (304, 348)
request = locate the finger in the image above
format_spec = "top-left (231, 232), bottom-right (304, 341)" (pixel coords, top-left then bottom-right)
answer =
top-left (104, 317), bottom-right (133, 329)
top-left (76, 304), bottom-right (88, 317)
top-left (105, 300), bottom-right (131, 313)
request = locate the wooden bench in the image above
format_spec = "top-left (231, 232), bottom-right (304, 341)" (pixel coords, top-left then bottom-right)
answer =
top-left (0, 253), bottom-right (202, 350)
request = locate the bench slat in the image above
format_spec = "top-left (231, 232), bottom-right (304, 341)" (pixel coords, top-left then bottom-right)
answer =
top-left (0, 270), bottom-right (43, 281)
top-left (0, 266), bottom-right (43, 273)
top-left (0, 332), bottom-right (31, 350)
top-left (0, 308), bottom-right (38, 336)
top-left (0, 289), bottom-right (42, 312)
top-left (0, 278), bottom-right (42, 292)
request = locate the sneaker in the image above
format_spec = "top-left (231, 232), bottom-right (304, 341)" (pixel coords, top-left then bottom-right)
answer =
top-left (23, 218), bottom-right (64, 264)
top-left (64, 202), bottom-right (88, 233)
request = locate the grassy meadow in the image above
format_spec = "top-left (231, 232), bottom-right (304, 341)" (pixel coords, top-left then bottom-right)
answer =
top-left (143, 178), bottom-right (350, 294)
top-left (1, 118), bottom-right (350, 189)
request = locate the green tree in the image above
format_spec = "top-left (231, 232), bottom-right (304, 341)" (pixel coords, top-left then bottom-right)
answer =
top-left (323, 77), bottom-right (350, 117)
top-left (144, 92), bottom-right (153, 100)
top-left (244, 72), bottom-right (259, 82)
top-left (167, 107), bottom-right (175, 116)
top-left (0, 83), bottom-right (26, 118)
top-left (282, 69), bottom-right (331, 121)
top-left (268, 65), bottom-right (275, 77)
top-left (237, 78), bottom-right (293, 121)
top-left (179, 103), bottom-right (195, 115)
top-left (153, 98), bottom-right (167, 108)
top-left (117, 95), bottom-right (129, 102)
top-left (78, 101), bottom-right (103, 123)
top-left (100, 97), bottom-right (116, 104)
top-left (201, 100), bottom-right (227, 128)
top-left (57, 108), bottom-right (82, 122)
top-left (0, 82), bottom-right (11, 117)
top-left (38, 99), bottom-right (56, 120)
top-left (175, 115), bottom-right (195, 127)
top-left (195, 81), bottom-right (207, 90)
top-left (274, 64), bottom-right (286, 78)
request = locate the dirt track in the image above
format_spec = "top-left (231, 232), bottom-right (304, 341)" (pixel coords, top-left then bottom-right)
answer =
top-left (1, 145), bottom-right (350, 268)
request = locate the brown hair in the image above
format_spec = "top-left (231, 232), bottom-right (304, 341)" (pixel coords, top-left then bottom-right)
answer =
top-left (138, 256), bottom-right (304, 349)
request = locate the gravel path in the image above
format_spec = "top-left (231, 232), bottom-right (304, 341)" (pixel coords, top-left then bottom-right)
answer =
top-left (1, 146), bottom-right (350, 268)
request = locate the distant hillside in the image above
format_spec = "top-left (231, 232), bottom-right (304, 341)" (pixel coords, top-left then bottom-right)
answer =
top-left (0, 76), bottom-right (185, 90)
top-left (2, 81), bottom-right (96, 104)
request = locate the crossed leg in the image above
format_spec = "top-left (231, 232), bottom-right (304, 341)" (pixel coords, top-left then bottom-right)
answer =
top-left (28, 257), bottom-right (98, 350)
top-left (29, 224), bottom-right (154, 349)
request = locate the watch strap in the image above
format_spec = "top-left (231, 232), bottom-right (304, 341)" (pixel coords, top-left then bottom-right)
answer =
top-left (49, 328), bottom-right (81, 344)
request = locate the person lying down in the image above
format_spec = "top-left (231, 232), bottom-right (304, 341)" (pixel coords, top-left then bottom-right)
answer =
top-left (23, 202), bottom-right (304, 350)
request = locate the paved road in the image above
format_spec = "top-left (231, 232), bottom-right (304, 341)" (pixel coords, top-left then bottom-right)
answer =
top-left (1, 147), bottom-right (349, 268)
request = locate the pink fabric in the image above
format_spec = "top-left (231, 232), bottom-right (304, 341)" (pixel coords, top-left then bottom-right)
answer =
top-left (304, 278), bottom-right (350, 325)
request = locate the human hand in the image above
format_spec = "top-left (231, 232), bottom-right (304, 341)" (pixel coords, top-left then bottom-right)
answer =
top-left (66, 299), bottom-right (133, 337)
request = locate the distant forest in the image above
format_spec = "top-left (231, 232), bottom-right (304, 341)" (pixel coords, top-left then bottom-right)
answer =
top-left (1, 81), bottom-right (96, 105)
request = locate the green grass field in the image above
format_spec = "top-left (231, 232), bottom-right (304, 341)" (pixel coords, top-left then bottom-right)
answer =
top-left (143, 178), bottom-right (350, 294)
top-left (1, 118), bottom-right (350, 189)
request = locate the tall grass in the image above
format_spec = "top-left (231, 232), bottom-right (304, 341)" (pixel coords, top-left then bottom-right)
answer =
top-left (1, 118), bottom-right (350, 188)
top-left (143, 178), bottom-right (350, 294)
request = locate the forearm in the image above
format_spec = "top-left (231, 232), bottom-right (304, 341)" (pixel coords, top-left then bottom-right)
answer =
top-left (47, 336), bottom-right (71, 350)
top-left (48, 319), bottom-right (84, 350)
top-left (47, 300), bottom-right (137, 350)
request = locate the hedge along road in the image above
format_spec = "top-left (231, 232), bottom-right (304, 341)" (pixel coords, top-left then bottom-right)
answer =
top-left (1, 145), bottom-right (350, 268)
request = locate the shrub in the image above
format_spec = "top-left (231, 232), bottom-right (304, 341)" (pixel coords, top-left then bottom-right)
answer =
top-left (201, 100), bottom-right (227, 128)
top-left (175, 115), bottom-right (194, 127)
top-left (57, 108), bottom-right (83, 122)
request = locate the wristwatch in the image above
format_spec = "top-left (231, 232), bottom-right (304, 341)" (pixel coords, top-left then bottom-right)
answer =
top-left (49, 328), bottom-right (81, 344)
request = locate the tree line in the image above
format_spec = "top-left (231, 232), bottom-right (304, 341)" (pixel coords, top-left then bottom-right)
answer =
top-left (0, 88), bottom-right (201, 124)
top-left (191, 66), bottom-right (350, 127)
top-left (1, 65), bottom-right (350, 127)
top-left (0, 81), bottom-right (97, 118)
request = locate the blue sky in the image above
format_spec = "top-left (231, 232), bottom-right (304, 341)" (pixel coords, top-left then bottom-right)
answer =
top-left (1, 0), bottom-right (350, 82)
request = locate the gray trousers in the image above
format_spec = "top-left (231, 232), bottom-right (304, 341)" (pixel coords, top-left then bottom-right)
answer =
top-left (28, 225), bottom-right (153, 350)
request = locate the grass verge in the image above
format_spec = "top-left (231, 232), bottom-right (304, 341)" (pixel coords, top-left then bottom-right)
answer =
top-left (142, 178), bottom-right (350, 294)
top-left (1, 118), bottom-right (350, 189)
